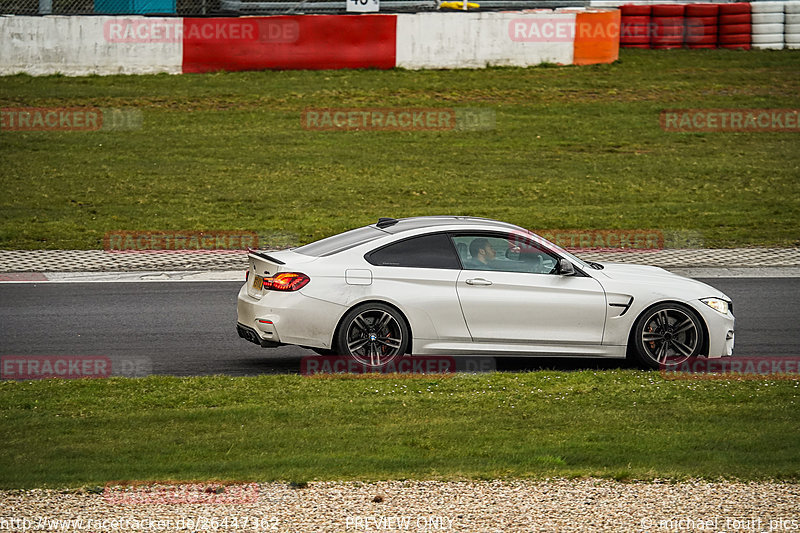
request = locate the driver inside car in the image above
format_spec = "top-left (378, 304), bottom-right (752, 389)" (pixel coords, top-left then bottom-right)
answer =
top-left (468, 238), bottom-right (497, 268)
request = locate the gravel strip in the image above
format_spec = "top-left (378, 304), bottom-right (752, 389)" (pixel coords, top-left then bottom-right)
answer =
top-left (1, 479), bottom-right (798, 532)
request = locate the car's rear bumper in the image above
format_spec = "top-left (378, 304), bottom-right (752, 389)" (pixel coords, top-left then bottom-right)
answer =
top-left (236, 283), bottom-right (343, 350)
top-left (236, 323), bottom-right (284, 348)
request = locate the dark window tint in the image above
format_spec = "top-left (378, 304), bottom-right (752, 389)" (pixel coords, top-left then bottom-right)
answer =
top-left (366, 233), bottom-right (460, 269)
top-left (295, 226), bottom-right (385, 257)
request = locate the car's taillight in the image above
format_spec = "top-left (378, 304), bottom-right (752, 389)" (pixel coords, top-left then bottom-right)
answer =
top-left (246, 270), bottom-right (249, 282)
top-left (262, 272), bottom-right (310, 291)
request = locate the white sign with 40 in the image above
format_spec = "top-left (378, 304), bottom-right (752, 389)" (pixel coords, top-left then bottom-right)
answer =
top-left (347, 0), bottom-right (379, 13)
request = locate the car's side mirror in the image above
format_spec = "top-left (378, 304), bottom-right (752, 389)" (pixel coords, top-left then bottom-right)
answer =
top-left (557, 258), bottom-right (575, 276)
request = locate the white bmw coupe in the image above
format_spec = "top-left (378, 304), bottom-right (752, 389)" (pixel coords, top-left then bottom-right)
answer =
top-left (237, 216), bottom-right (735, 369)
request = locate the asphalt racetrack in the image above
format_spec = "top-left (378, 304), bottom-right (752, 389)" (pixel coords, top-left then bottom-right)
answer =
top-left (1, 278), bottom-right (798, 376)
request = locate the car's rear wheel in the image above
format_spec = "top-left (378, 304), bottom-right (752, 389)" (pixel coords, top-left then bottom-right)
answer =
top-left (336, 303), bottom-right (409, 367)
top-left (631, 303), bottom-right (705, 369)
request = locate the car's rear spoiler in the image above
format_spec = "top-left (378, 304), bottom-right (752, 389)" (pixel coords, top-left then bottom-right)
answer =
top-left (247, 248), bottom-right (285, 265)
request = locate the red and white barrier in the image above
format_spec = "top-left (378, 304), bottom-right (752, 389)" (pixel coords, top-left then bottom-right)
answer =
top-left (608, 0), bottom-right (800, 50)
top-left (183, 15), bottom-right (397, 73)
top-left (751, 2), bottom-right (784, 50)
top-left (651, 4), bottom-right (686, 49)
top-left (0, 11), bottom-right (619, 76)
top-left (620, 4), bottom-right (652, 48)
top-left (719, 3), bottom-right (752, 49)
top-left (685, 3), bottom-right (718, 49)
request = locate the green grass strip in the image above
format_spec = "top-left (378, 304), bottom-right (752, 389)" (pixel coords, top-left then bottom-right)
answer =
top-left (1, 371), bottom-right (798, 488)
top-left (1, 50), bottom-right (799, 249)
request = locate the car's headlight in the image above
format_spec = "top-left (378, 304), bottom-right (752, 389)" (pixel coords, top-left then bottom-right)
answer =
top-left (701, 297), bottom-right (731, 315)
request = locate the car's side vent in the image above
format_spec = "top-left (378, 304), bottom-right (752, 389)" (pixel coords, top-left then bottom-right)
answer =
top-left (609, 297), bottom-right (634, 317)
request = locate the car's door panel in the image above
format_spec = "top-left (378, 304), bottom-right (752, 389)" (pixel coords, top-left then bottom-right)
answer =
top-left (456, 269), bottom-right (607, 344)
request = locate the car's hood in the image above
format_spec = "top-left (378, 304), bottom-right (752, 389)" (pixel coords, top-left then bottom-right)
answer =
top-left (592, 262), bottom-right (731, 301)
top-left (594, 262), bottom-right (682, 281)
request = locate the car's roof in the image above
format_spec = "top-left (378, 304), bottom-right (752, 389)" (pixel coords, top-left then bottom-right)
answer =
top-left (374, 216), bottom-right (525, 234)
top-left (293, 216), bottom-right (530, 258)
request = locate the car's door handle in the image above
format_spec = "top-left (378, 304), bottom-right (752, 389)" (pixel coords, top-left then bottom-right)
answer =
top-left (465, 278), bottom-right (493, 286)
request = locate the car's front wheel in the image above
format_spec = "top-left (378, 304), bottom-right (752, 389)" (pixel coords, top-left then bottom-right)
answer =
top-left (335, 303), bottom-right (409, 367)
top-left (631, 303), bottom-right (705, 369)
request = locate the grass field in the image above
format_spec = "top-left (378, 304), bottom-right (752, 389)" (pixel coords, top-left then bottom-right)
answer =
top-left (0, 371), bottom-right (798, 488)
top-left (1, 50), bottom-right (799, 250)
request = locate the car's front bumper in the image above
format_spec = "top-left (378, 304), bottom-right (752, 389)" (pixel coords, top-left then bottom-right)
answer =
top-left (692, 300), bottom-right (735, 357)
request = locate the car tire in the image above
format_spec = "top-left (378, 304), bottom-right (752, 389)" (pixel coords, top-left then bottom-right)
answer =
top-left (335, 303), bottom-right (410, 367)
top-left (630, 303), bottom-right (705, 370)
top-left (685, 16), bottom-right (718, 27)
top-left (788, 2), bottom-right (800, 15)
top-left (752, 41), bottom-right (785, 49)
top-left (686, 5), bottom-right (718, 17)
top-left (621, 4), bottom-right (650, 16)
top-left (719, 3), bottom-right (750, 15)
top-left (751, 23), bottom-right (785, 34)
top-left (651, 5), bottom-right (684, 17)
top-left (719, 23), bottom-right (752, 35)
top-left (751, 13), bottom-right (784, 24)
top-left (750, 1), bottom-right (784, 14)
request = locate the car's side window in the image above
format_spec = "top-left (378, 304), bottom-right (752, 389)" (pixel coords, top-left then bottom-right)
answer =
top-left (452, 234), bottom-right (558, 274)
top-left (365, 233), bottom-right (461, 269)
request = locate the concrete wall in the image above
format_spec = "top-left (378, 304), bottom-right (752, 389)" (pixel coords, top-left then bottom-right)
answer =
top-left (0, 16), bottom-right (182, 75)
top-left (0, 12), bottom-right (619, 76)
top-left (396, 12), bottom-right (576, 69)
